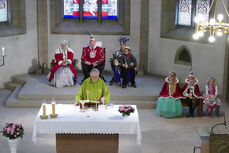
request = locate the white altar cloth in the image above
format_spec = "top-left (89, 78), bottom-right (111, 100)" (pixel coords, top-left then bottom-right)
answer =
top-left (32, 104), bottom-right (142, 144)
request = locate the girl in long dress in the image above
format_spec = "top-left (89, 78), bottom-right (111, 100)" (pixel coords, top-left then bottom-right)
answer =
top-left (156, 72), bottom-right (183, 118)
top-left (203, 77), bottom-right (221, 115)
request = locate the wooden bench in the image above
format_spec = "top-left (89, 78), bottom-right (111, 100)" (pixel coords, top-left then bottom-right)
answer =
top-left (181, 98), bottom-right (203, 117)
top-left (182, 98), bottom-right (220, 117)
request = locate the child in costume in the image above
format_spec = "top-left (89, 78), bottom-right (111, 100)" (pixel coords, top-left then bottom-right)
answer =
top-left (121, 46), bottom-right (137, 88)
top-left (203, 77), bottom-right (221, 115)
top-left (156, 72), bottom-right (183, 118)
top-left (109, 36), bottom-right (128, 87)
top-left (182, 72), bottom-right (203, 117)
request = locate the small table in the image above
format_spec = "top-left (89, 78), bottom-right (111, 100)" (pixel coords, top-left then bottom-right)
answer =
top-left (32, 104), bottom-right (141, 153)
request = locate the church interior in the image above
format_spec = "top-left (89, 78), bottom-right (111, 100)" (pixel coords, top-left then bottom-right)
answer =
top-left (1, 0), bottom-right (229, 153)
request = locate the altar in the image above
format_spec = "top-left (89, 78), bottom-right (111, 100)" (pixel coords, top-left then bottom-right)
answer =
top-left (32, 104), bottom-right (141, 153)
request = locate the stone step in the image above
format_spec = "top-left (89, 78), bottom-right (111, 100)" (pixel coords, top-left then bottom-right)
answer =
top-left (4, 82), bottom-right (21, 91)
top-left (5, 84), bottom-right (60, 107)
top-left (5, 73), bottom-right (161, 109)
top-left (18, 93), bottom-right (158, 101)
top-left (7, 96), bottom-right (156, 109)
top-left (11, 75), bottom-right (26, 85)
top-left (6, 84), bottom-right (157, 109)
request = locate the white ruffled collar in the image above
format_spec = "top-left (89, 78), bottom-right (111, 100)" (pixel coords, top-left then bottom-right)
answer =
top-left (165, 77), bottom-right (179, 84)
top-left (185, 78), bottom-right (198, 85)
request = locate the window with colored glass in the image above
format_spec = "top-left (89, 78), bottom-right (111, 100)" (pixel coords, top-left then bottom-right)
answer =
top-left (0, 0), bottom-right (8, 22)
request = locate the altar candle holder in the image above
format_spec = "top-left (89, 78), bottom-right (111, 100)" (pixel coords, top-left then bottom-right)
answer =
top-left (0, 46), bottom-right (6, 67)
top-left (40, 103), bottom-right (48, 119)
top-left (50, 101), bottom-right (58, 118)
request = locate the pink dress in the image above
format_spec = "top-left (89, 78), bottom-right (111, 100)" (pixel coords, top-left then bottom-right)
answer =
top-left (203, 85), bottom-right (221, 115)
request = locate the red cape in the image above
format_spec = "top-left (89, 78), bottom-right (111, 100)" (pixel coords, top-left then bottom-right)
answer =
top-left (49, 50), bottom-right (77, 81)
top-left (81, 46), bottom-right (105, 64)
top-left (159, 78), bottom-right (183, 99)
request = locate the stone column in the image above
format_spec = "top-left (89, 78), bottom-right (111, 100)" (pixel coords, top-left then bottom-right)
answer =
top-left (37, 0), bottom-right (48, 74)
top-left (139, 0), bottom-right (149, 74)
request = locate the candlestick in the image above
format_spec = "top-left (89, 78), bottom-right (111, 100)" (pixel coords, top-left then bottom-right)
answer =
top-left (50, 101), bottom-right (58, 118)
top-left (43, 103), bottom-right (46, 116)
top-left (40, 103), bottom-right (48, 119)
top-left (52, 102), bottom-right (55, 115)
top-left (2, 47), bottom-right (5, 56)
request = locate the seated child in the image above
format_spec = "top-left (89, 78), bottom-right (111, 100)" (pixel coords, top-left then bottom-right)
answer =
top-left (121, 46), bottom-right (137, 88)
top-left (182, 72), bottom-right (202, 117)
top-left (156, 72), bottom-right (183, 118)
top-left (203, 77), bottom-right (221, 115)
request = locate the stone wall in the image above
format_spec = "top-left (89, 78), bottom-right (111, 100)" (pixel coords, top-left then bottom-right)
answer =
top-left (0, 0), bottom-right (38, 88)
top-left (148, 0), bottom-right (227, 94)
top-left (47, 0), bottom-right (141, 72)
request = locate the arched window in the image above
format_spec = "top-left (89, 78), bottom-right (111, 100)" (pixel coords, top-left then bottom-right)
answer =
top-left (175, 46), bottom-right (192, 66)
top-left (0, 0), bottom-right (26, 37)
top-left (51, 0), bottom-right (129, 34)
top-left (176, 0), bottom-right (210, 26)
top-left (0, 0), bottom-right (8, 22)
top-left (64, 0), bottom-right (118, 20)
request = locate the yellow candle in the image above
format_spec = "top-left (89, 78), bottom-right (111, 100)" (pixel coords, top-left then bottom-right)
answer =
top-left (42, 104), bottom-right (46, 117)
top-left (52, 102), bottom-right (56, 115)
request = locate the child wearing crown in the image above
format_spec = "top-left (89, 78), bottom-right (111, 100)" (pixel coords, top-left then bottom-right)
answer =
top-left (182, 72), bottom-right (203, 117)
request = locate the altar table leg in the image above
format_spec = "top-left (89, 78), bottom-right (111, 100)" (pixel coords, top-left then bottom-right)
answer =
top-left (56, 134), bottom-right (119, 153)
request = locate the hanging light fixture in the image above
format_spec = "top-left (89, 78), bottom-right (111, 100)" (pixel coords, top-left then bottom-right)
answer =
top-left (193, 0), bottom-right (229, 43)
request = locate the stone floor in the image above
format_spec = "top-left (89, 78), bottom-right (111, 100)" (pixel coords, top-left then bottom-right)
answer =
top-left (0, 89), bottom-right (229, 153)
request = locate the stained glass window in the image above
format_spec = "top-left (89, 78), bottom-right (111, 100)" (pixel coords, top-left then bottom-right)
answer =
top-left (102, 0), bottom-right (118, 19)
top-left (195, 0), bottom-right (210, 23)
top-left (177, 0), bottom-right (192, 26)
top-left (64, 0), bottom-right (118, 20)
top-left (0, 0), bottom-right (8, 22)
top-left (177, 0), bottom-right (210, 26)
top-left (83, 0), bottom-right (98, 19)
top-left (64, 0), bottom-right (79, 19)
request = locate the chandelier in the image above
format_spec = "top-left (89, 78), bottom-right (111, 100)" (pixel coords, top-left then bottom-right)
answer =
top-left (193, 0), bottom-right (229, 43)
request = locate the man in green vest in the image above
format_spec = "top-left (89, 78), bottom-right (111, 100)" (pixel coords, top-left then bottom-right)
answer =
top-left (75, 68), bottom-right (110, 105)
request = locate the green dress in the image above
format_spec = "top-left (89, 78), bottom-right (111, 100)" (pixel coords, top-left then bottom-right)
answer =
top-left (75, 77), bottom-right (110, 104)
top-left (156, 97), bottom-right (183, 118)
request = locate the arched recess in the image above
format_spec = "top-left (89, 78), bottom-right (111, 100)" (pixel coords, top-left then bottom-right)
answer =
top-left (174, 45), bottom-right (192, 66)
